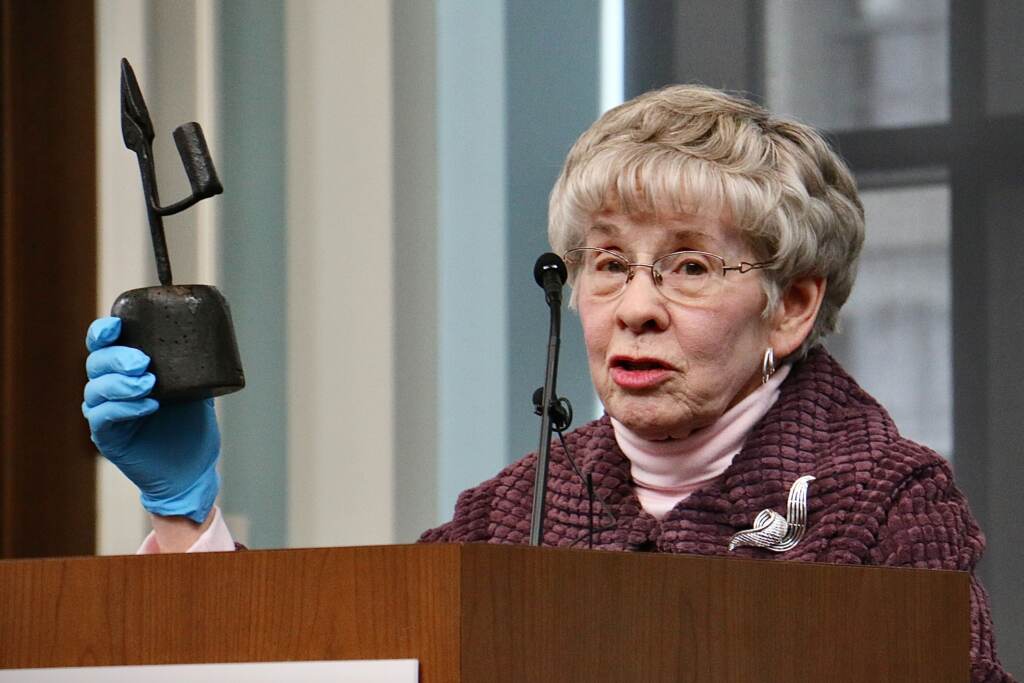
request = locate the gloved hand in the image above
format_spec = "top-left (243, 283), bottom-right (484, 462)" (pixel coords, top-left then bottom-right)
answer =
top-left (81, 316), bottom-right (220, 523)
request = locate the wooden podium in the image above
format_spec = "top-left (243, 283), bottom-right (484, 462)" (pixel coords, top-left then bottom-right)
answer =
top-left (0, 544), bottom-right (968, 681)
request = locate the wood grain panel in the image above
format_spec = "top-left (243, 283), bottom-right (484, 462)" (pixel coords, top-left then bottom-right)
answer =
top-left (0, 544), bottom-right (968, 682)
top-left (0, 545), bottom-right (462, 677)
top-left (459, 545), bottom-right (968, 682)
top-left (0, 0), bottom-right (97, 557)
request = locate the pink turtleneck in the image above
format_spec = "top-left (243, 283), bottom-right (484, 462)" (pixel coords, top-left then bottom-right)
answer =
top-left (611, 364), bottom-right (791, 520)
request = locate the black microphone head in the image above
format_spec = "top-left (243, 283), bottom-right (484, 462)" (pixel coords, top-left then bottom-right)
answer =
top-left (534, 252), bottom-right (567, 288)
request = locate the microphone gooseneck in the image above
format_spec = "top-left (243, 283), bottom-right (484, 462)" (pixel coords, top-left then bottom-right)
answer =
top-left (529, 253), bottom-right (571, 546)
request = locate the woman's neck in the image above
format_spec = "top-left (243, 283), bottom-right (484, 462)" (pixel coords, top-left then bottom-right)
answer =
top-left (611, 364), bottom-right (790, 519)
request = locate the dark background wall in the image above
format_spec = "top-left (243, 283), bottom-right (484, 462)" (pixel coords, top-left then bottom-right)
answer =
top-left (0, 0), bottom-right (97, 558)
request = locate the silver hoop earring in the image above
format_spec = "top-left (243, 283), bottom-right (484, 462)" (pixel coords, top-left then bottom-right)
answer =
top-left (761, 347), bottom-right (776, 384)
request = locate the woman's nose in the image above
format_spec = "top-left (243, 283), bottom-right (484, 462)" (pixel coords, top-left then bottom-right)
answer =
top-left (615, 267), bottom-right (670, 333)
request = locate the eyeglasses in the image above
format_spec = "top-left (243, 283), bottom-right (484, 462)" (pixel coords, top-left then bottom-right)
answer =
top-left (563, 247), bottom-right (772, 304)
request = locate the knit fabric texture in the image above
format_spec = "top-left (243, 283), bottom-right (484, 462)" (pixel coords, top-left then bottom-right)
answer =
top-left (420, 347), bottom-right (1012, 682)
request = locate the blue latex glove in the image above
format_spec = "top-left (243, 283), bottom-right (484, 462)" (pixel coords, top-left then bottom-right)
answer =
top-left (81, 317), bottom-right (220, 523)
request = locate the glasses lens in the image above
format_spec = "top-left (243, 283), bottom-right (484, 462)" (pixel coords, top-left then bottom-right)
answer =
top-left (654, 251), bottom-right (723, 300)
top-left (568, 248), bottom-right (628, 298)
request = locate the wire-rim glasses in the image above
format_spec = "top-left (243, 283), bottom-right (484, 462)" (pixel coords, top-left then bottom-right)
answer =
top-left (563, 247), bottom-right (772, 304)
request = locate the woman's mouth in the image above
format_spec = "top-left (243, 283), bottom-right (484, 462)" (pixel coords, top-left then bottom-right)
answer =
top-left (609, 357), bottom-right (673, 389)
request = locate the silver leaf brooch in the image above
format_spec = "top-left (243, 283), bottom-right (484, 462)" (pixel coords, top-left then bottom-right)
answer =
top-left (728, 475), bottom-right (815, 552)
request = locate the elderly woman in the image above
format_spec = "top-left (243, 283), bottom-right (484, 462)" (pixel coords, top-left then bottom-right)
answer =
top-left (83, 85), bottom-right (1010, 680)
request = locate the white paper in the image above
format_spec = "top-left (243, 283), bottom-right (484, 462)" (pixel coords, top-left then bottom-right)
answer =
top-left (0, 659), bottom-right (418, 682)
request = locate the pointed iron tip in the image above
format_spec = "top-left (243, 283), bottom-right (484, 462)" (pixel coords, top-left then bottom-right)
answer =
top-left (120, 57), bottom-right (154, 147)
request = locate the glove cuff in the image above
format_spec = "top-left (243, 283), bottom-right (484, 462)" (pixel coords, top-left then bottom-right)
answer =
top-left (140, 460), bottom-right (220, 524)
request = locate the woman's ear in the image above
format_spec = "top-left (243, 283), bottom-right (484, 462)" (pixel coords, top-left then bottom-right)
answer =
top-left (769, 276), bottom-right (827, 358)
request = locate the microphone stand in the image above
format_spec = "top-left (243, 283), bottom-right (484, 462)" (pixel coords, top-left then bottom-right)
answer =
top-left (530, 261), bottom-right (565, 546)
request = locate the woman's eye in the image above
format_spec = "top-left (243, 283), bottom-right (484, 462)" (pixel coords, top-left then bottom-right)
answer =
top-left (663, 257), bottom-right (708, 275)
top-left (594, 256), bottom-right (628, 273)
top-left (661, 254), bottom-right (712, 278)
top-left (681, 260), bottom-right (708, 276)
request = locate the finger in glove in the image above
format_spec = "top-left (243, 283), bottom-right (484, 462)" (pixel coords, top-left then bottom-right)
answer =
top-left (86, 345), bottom-right (151, 380)
top-left (86, 316), bottom-right (123, 352)
top-left (84, 372), bottom-right (156, 408)
top-left (82, 397), bottom-right (160, 433)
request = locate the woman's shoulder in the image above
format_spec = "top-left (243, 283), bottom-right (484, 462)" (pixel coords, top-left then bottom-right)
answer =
top-left (760, 349), bottom-right (961, 531)
top-left (418, 416), bottom-right (616, 544)
top-left (781, 347), bottom-right (950, 474)
top-left (774, 349), bottom-right (980, 556)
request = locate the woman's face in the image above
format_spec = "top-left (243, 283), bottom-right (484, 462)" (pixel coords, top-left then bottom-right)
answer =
top-left (577, 209), bottom-right (772, 440)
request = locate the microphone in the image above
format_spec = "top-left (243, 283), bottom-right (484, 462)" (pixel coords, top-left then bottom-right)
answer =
top-left (529, 252), bottom-right (572, 546)
top-left (532, 387), bottom-right (573, 432)
top-left (533, 252), bottom-right (567, 307)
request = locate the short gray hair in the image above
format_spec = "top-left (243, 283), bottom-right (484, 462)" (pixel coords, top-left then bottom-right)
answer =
top-left (548, 85), bottom-right (864, 357)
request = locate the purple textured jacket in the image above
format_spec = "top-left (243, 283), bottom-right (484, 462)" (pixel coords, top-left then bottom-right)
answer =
top-left (420, 348), bottom-right (1012, 682)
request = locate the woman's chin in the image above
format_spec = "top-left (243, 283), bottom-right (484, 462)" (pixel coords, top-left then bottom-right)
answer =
top-left (605, 401), bottom-right (700, 441)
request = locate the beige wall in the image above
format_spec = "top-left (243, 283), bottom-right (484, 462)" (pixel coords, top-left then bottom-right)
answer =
top-left (285, 1), bottom-right (396, 547)
top-left (97, 0), bottom-right (401, 551)
top-left (95, 0), bottom-right (221, 554)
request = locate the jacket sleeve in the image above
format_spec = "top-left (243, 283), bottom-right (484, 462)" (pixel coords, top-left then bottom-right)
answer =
top-left (871, 462), bottom-right (1013, 683)
top-left (418, 479), bottom-right (496, 543)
